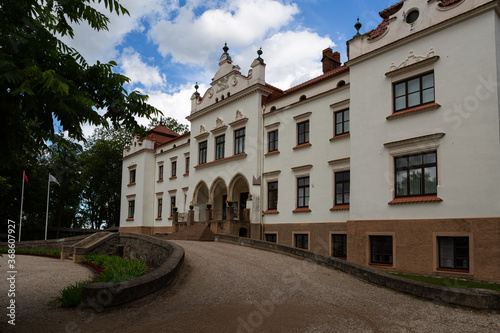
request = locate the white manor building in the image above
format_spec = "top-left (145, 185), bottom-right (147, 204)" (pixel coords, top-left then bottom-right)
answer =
top-left (120, 0), bottom-right (500, 282)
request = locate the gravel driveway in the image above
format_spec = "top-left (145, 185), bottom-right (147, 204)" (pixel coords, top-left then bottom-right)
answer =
top-left (1, 241), bottom-right (499, 332)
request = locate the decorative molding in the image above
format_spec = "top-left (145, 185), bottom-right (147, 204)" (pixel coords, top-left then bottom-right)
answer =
top-left (384, 133), bottom-right (445, 150)
top-left (387, 49), bottom-right (439, 76)
top-left (216, 77), bottom-right (229, 93)
top-left (128, 162), bottom-right (137, 169)
top-left (253, 176), bottom-right (261, 186)
top-left (265, 122), bottom-right (280, 131)
top-left (229, 111), bottom-right (248, 128)
top-left (291, 164), bottom-right (313, 178)
top-left (293, 111), bottom-right (312, 122)
top-left (168, 189), bottom-right (177, 194)
top-left (328, 158), bottom-right (350, 172)
top-left (195, 125), bottom-right (210, 140)
top-left (330, 99), bottom-right (350, 112)
top-left (211, 118), bottom-right (228, 134)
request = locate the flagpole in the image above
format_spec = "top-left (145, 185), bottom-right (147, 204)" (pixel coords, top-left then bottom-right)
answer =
top-left (45, 175), bottom-right (51, 240)
top-left (18, 171), bottom-right (25, 242)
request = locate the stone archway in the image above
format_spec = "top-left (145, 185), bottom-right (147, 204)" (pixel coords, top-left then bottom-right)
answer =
top-left (193, 181), bottom-right (209, 221)
top-left (228, 173), bottom-right (250, 221)
top-left (210, 177), bottom-right (228, 220)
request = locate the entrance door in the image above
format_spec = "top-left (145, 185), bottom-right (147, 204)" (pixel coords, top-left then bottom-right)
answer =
top-left (239, 192), bottom-right (249, 209)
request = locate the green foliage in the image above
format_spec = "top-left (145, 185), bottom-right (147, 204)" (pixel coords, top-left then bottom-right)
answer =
top-left (393, 273), bottom-right (500, 292)
top-left (83, 254), bottom-right (147, 282)
top-left (56, 280), bottom-right (92, 307)
top-left (0, 0), bottom-right (160, 167)
top-left (148, 116), bottom-right (189, 134)
top-left (0, 248), bottom-right (61, 256)
top-left (56, 254), bottom-right (147, 307)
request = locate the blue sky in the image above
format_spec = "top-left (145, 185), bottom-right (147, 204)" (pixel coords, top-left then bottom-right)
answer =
top-left (62, 0), bottom-right (396, 135)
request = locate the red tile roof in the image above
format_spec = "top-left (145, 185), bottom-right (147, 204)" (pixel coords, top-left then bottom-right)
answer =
top-left (138, 125), bottom-right (184, 148)
top-left (367, 1), bottom-right (404, 40)
top-left (265, 66), bottom-right (349, 104)
top-left (155, 130), bottom-right (191, 149)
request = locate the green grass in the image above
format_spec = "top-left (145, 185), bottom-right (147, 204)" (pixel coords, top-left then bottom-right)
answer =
top-left (392, 273), bottom-right (500, 292)
top-left (56, 254), bottom-right (147, 307)
top-left (0, 248), bottom-right (61, 256)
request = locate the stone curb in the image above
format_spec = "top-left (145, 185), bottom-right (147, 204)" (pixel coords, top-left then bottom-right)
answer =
top-left (81, 233), bottom-right (184, 311)
top-left (215, 234), bottom-right (500, 310)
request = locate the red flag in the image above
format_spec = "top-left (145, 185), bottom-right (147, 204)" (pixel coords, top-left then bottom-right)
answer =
top-left (24, 172), bottom-right (28, 183)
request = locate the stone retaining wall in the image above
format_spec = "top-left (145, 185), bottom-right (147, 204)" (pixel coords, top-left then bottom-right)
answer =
top-left (215, 234), bottom-right (500, 310)
top-left (0, 234), bottom-right (89, 250)
top-left (81, 233), bottom-right (184, 310)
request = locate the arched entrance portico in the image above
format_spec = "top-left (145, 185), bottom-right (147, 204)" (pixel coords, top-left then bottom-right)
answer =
top-left (193, 181), bottom-right (209, 221)
top-left (210, 177), bottom-right (228, 220)
top-left (228, 173), bottom-right (250, 221)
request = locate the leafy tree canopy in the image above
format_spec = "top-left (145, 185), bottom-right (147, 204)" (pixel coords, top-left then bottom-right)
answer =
top-left (147, 116), bottom-right (189, 135)
top-left (0, 0), bottom-right (160, 167)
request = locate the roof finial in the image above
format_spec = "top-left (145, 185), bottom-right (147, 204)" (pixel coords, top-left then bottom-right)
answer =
top-left (222, 42), bottom-right (231, 61)
top-left (256, 47), bottom-right (263, 63)
top-left (194, 82), bottom-right (199, 95)
top-left (354, 17), bottom-right (362, 37)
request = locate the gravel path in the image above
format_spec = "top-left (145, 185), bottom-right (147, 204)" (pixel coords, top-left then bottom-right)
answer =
top-left (1, 242), bottom-right (499, 332)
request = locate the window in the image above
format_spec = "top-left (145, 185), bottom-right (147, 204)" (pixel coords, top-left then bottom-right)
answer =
top-left (170, 196), bottom-right (176, 217)
top-left (129, 169), bottom-right (136, 184)
top-left (128, 200), bottom-right (135, 218)
top-left (157, 198), bottom-right (163, 218)
top-left (438, 237), bottom-right (469, 270)
top-left (297, 177), bottom-right (310, 208)
top-left (171, 161), bottom-right (177, 177)
top-left (395, 151), bottom-right (437, 197)
top-left (268, 181), bottom-right (278, 210)
top-left (185, 157), bottom-right (190, 174)
top-left (332, 234), bottom-right (347, 259)
top-left (268, 130), bottom-right (278, 152)
top-left (215, 135), bottom-right (225, 160)
top-left (370, 236), bottom-right (393, 265)
top-left (158, 165), bottom-right (164, 180)
top-left (335, 171), bottom-right (350, 205)
top-left (265, 233), bottom-right (277, 243)
top-left (394, 72), bottom-right (434, 112)
top-left (295, 233), bottom-right (309, 250)
top-left (234, 128), bottom-right (245, 154)
top-left (199, 141), bottom-right (207, 164)
top-left (335, 109), bottom-right (349, 136)
top-left (297, 121), bottom-right (309, 145)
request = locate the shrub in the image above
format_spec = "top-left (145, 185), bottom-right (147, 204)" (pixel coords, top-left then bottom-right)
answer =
top-left (56, 280), bottom-right (91, 307)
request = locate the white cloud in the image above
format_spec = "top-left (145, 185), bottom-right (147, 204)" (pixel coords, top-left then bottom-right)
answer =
top-left (148, 0), bottom-right (299, 68)
top-left (61, 0), bottom-right (166, 64)
top-left (119, 47), bottom-right (166, 88)
top-left (237, 30), bottom-right (334, 89)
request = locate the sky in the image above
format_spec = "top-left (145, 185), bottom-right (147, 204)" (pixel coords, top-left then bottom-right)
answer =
top-left (61, 0), bottom-right (397, 137)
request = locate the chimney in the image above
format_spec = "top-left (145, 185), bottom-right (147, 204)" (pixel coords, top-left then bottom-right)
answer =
top-left (322, 48), bottom-right (341, 73)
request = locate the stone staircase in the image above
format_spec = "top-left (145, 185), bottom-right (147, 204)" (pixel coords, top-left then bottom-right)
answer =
top-left (61, 232), bottom-right (117, 262)
top-left (160, 223), bottom-right (215, 241)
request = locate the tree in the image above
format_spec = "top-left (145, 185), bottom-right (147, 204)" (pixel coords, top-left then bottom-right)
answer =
top-left (148, 116), bottom-right (189, 134)
top-left (0, 0), bottom-right (159, 167)
top-left (79, 127), bottom-right (132, 229)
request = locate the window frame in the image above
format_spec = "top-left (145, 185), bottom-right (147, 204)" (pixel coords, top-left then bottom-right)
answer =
top-left (297, 120), bottom-right (309, 145)
top-left (370, 235), bottom-right (393, 265)
top-left (128, 200), bottom-right (135, 219)
top-left (393, 72), bottom-right (435, 113)
top-left (297, 176), bottom-right (310, 208)
top-left (171, 161), bottom-right (177, 177)
top-left (438, 236), bottom-right (469, 271)
top-left (199, 141), bottom-right (207, 164)
top-left (268, 130), bottom-right (278, 152)
top-left (394, 151), bottom-right (437, 198)
top-left (267, 181), bottom-right (278, 210)
top-left (129, 169), bottom-right (136, 184)
top-left (335, 170), bottom-right (350, 205)
top-left (158, 165), bottom-right (164, 180)
top-left (294, 233), bottom-right (309, 250)
top-left (334, 109), bottom-right (349, 136)
top-left (234, 128), bottom-right (245, 155)
top-left (265, 233), bottom-right (277, 243)
top-left (215, 134), bottom-right (225, 160)
top-left (170, 196), bottom-right (176, 218)
top-left (185, 156), bottom-right (190, 174)
top-left (157, 198), bottom-right (163, 218)
top-left (332, 233), bottom-right (347, 259)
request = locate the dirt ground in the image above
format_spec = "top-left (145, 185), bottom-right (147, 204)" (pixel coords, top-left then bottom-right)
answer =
top-left (1, 241), bottom-right (499, 333)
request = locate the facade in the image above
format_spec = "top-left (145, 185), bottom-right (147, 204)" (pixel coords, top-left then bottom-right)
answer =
top-left (120, 0), bottom-right (500, 282)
